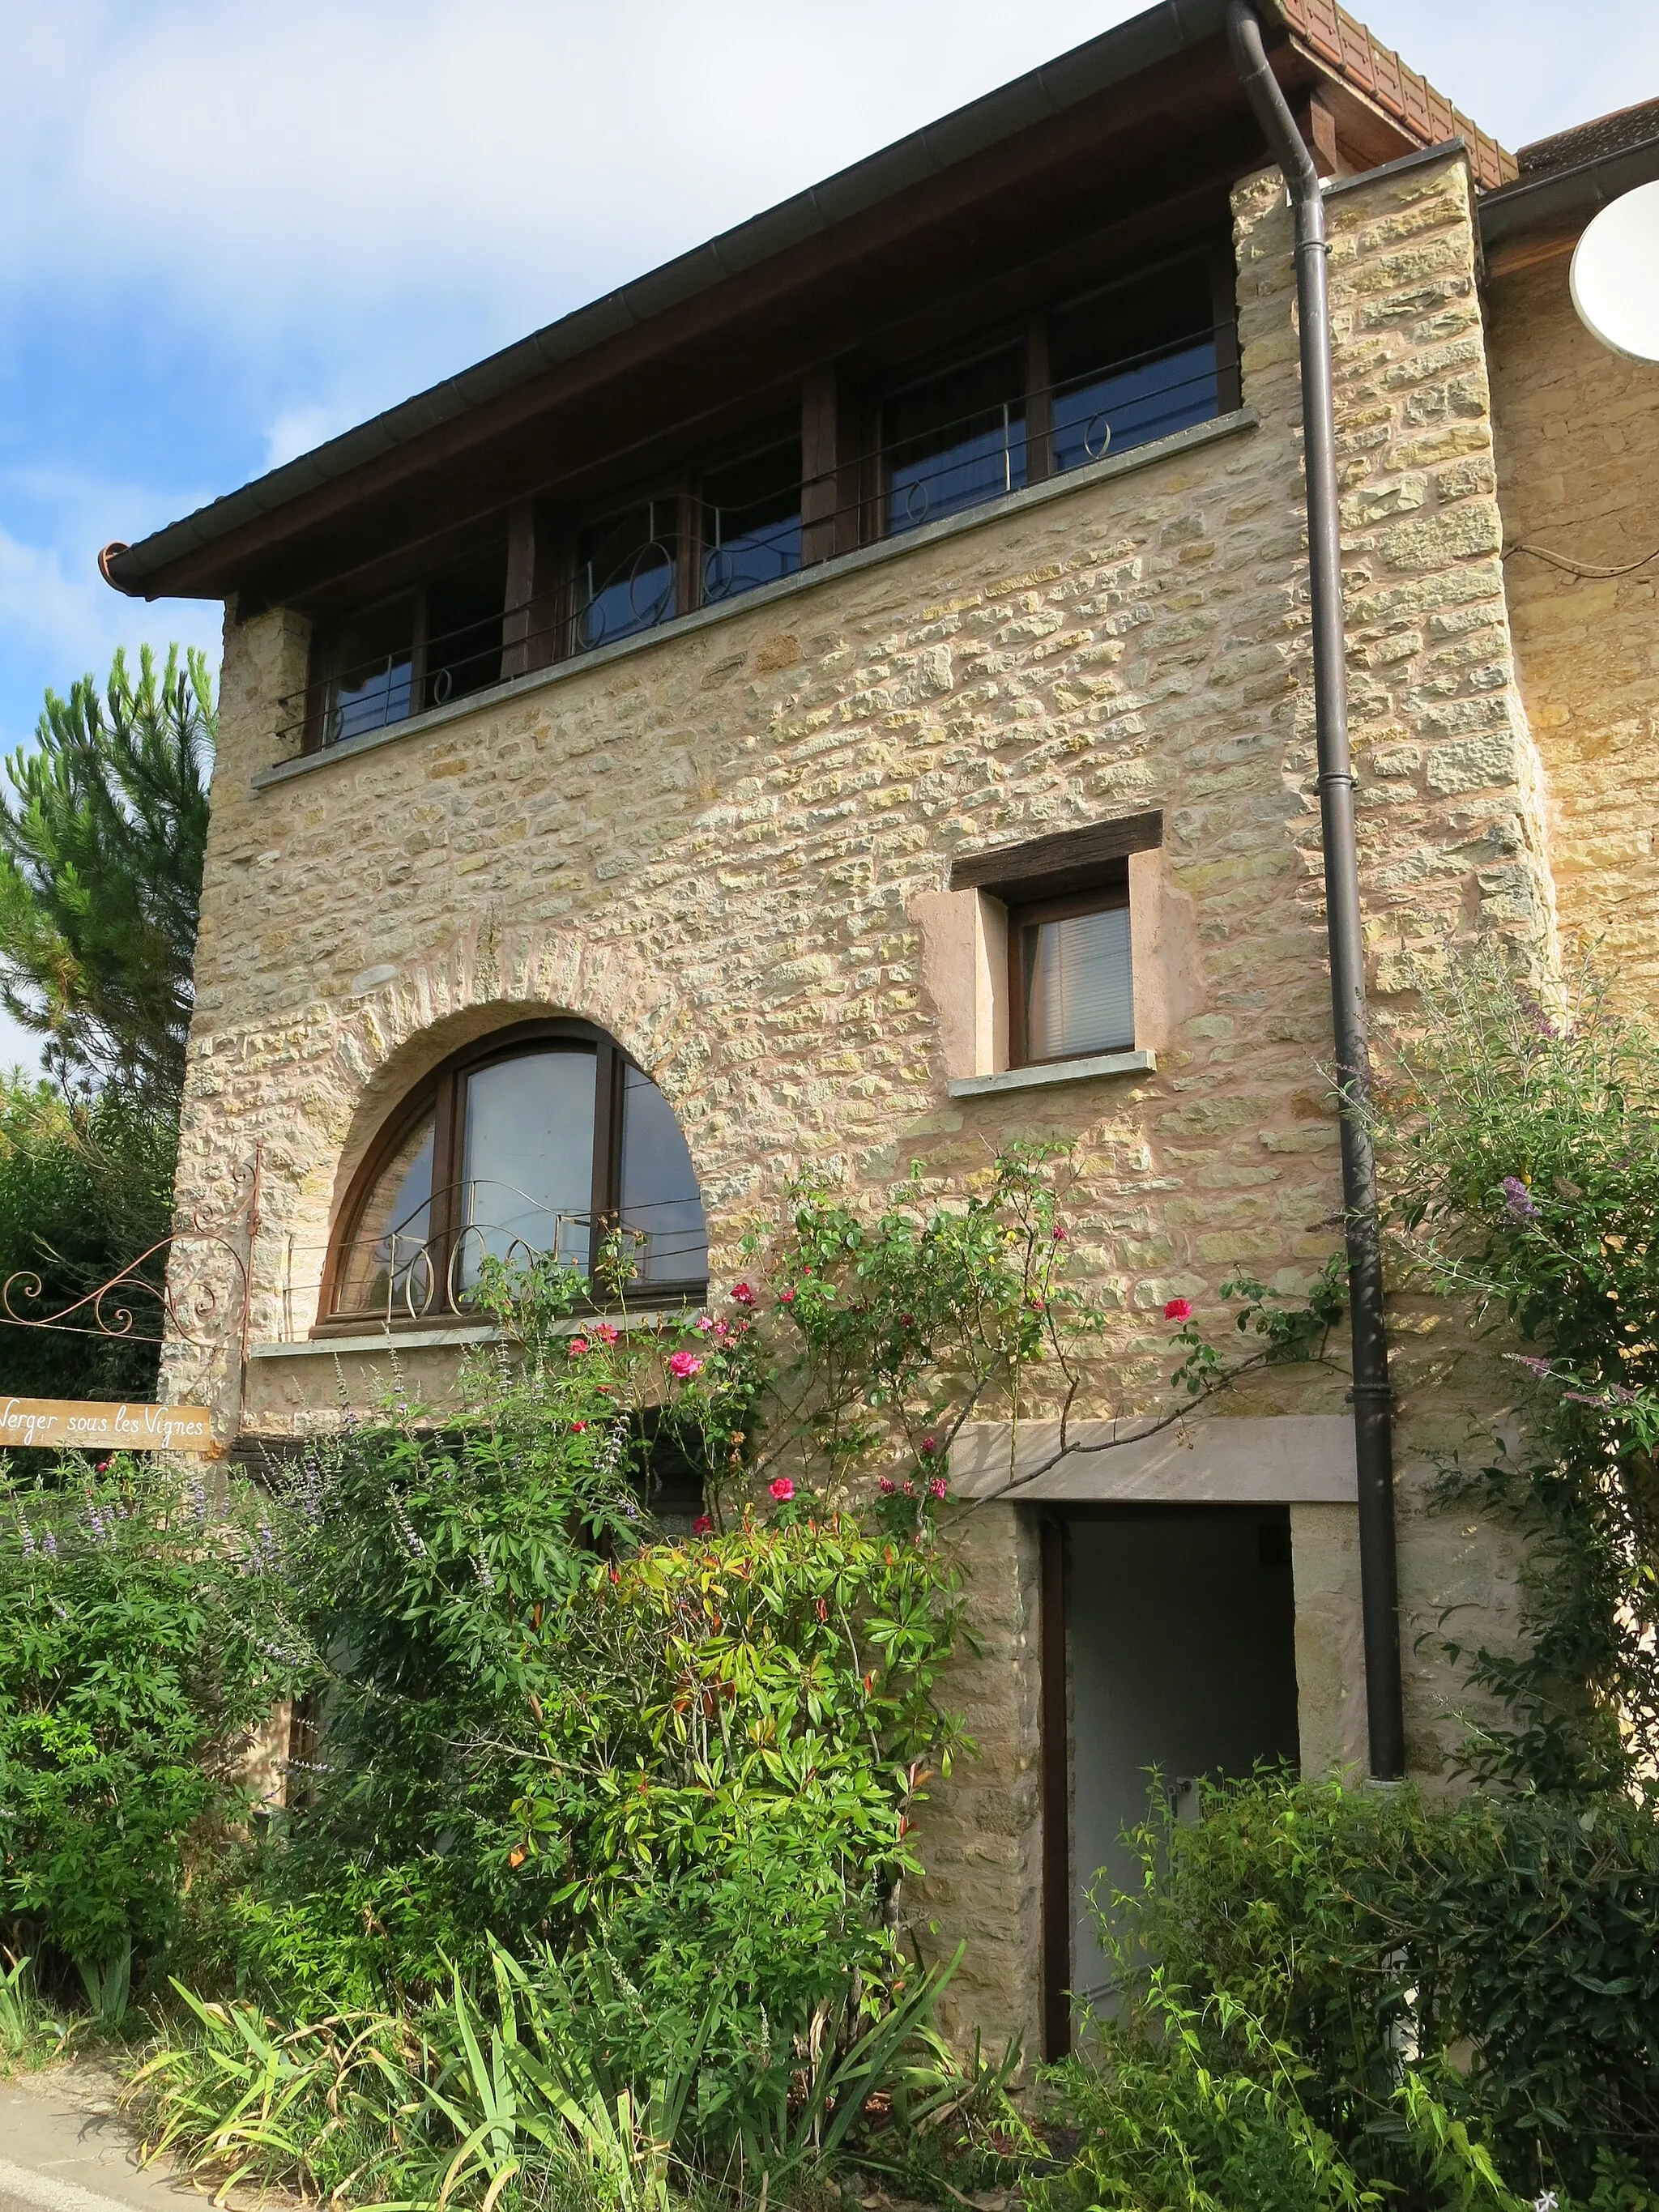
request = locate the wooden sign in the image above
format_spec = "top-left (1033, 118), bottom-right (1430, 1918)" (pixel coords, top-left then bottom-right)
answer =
top-left (0, 1398), bottom-right (215, 1453)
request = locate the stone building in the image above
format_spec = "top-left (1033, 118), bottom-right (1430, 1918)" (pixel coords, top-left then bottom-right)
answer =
top-left (103, 0), bottom-right (1659, 2058)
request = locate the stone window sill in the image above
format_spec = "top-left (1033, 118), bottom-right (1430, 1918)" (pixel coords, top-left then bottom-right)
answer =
top-left (249, 1323), bottom-right (501, 1358)
top-left (947, 1048), bottom-right (1155, 1099)
top-left (249, 1298), bottom-right (702, 1360)
top-left (250, 407), bottom-right (1258, 793)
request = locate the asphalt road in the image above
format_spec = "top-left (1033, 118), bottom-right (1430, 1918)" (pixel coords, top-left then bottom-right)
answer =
top-left (0, 2069), bottom-right (196, 2212)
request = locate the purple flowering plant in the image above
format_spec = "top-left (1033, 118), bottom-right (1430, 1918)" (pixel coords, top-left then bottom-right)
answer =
top-left (1378, 947), bottom-right (1659, 1793)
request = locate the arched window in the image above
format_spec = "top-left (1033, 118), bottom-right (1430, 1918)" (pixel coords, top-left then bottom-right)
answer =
top-left (322, 1021), bottom-right (708, 1327)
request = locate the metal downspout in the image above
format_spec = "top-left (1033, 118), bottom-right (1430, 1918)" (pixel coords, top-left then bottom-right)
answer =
top-left (1226, 0), bottom-right (1405, 1779)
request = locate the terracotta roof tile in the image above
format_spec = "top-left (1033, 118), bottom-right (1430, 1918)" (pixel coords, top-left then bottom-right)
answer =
top-left (1274, 0), bottom-right (1518, 187)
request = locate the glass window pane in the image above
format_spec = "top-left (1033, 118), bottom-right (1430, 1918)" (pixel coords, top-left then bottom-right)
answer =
top-left (325, 595), bottom-right (415, 745)
top-left (1049, 258), bottom-right (1218, 473)
top-left (1025, 905), bottom-right (1134, 1062)
top-left (575, 500), bottom-right (677, 650)
top-left (884, 347), bottom-right (1026, 534)
top-left (620, 1064), bottom-right (708, 1283)
top-left (336, 1111), bottom-right (436, 1318)
top-left (701, 437), bottom-right (802, 603)
top-left (459, 1051), bottom-right (597, 1285)
top-left (424, 557), bottom-right (505, 710)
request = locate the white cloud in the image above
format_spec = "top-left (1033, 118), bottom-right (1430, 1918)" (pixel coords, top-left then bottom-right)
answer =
top-left (0, 527), bottom-right (104, 670)
top-left (0, 2), bottom-right (1145, 343)
top-left (2, 6), bottom-right (1655, 329)
top-left (265, 403), bottom-right (356, 472)
top-left (0, 1004), bottom-right (45, 1082)
top-left (0, 499), bottom-right (223, 757)
top-left (0, 2), bottom-right (1652, 486)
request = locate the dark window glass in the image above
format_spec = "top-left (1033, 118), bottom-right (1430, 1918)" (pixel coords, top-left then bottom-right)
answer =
top-left (700, 437), bottom-right (802, 603)
top-left (1049, 258), bottom-right (1218, 473)
top-left (330, 1035), bottom-right (708, 1323)
top-left (883, 346), bottom-right (1026, 534)
top-left (1013, 876), bottom-right (1136, 1068)
top-left (424, 558), bottom-right (505, 710)
top-left (620, 1062), bottom-right (709, 1282)
top-left (576, 499), bottom-right (678, 650)
top-left (459, 1050), bottom-right (597, 1285)
top-left (335, 1109), bottom-right (435, 1317)
top-left (324, 594), bottom-right (415, 746)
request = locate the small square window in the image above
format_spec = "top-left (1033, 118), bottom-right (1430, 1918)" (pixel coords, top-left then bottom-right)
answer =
top-left (1012, 887), bottom-right (1134, 1066)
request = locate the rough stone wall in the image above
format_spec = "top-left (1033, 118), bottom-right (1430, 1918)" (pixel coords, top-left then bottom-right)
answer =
top-left (911, 1510), bottom-right (1044, 2054)
top-left (1307, 155), bottom-right (1552, 1775)
top-left (1487, 248), bottom-right (1659, 1008)
top-left (164, 148), bottom-right (1555, 2046)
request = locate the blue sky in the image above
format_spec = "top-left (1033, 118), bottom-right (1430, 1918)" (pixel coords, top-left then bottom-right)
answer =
top-left (0, 0), bottom-right (1655, 1072)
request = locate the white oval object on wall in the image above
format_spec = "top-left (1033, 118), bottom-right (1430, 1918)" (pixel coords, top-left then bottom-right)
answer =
top-left (1571, 178), bottom-right (1659, 364)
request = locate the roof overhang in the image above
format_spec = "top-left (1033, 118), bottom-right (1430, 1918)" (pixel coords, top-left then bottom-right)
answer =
top-left (1480, 131), bottom-right (1659, 275)
top-left (102, 0), bottom-right (1508, 606)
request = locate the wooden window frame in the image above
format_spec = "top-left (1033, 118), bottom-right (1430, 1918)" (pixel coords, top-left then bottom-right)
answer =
top-left (317, 1018), bottom-right (706, 1332)
top-left (303, 560), bottom-right (509, 756)
top-left (296, 240), bottom-right (1239, 749)
top-left (1008, 877), bottom-right (1133, 1071)
top-left (951, 809), bottom-right (1162, 1075)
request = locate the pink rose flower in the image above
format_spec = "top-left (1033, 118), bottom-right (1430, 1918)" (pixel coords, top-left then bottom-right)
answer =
top-left (878, 1477), bottom-right (897, 1495)
top-left (1164, 1298), bottom-right (1192, 1323)
top-left (730, 1282), bottom-right (757, 1306)
top-left (693, 1514), bottom-right (714, 1536)
top-left (667, 1349), bottom-right (703, 1380)
top-left (1052, 1223), bottom-right (1067, 1242)
top-left (769, 1477), bottom-right (795, 1502)
top-left (920, 1434), bottom-right (939, 1454)
top-left (568, 1337), bottom-right (590, 1357)
top-left (695, 1314), bottom-right (715, 1333)
top-left (593, 1321), bottom-right (620, 1346)
top-left (571, 1421), bottom-right (587, 1433)
top-left (928, 1476), bottom-right (948, 1499)
top-left (778, 1288), bottom-right (795, 1305)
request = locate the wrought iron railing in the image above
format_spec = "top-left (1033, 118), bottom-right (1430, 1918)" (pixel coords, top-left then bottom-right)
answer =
top-left (274, 325), bottom-right (1224, 753)
top-left (288, 1180), bottom-right (710, 1340)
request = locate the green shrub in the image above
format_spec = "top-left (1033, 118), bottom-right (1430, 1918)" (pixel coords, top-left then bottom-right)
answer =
top-left (1380, 954), bottom-right (1659, 1796)
top-left (0, 1455), bottom-right (284, 1996)
top-left (1056, 1773), bottom-right (1659, 2206)
top-left (0, 1076), bottom-right (177, 1400)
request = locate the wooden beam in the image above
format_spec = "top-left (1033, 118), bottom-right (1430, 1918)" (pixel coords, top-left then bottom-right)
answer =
top-left (1293, 87), bottom-right (1341, 178)
top-left (800, 366), bottom-right (839, 567)
top-left (1485, 229), bottom-right (1578, 280)
top-left (952, 810), bottom-right (1164, 902)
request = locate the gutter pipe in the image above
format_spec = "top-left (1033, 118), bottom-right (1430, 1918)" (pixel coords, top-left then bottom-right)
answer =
top-left (1226, 0), bottom-right (1405, 1779)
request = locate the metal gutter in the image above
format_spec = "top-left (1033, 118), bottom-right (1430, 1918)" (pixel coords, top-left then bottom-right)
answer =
top-left (1226, 0), bottom-right (1405, 1779)
top-left (1479, 132), bottom-right (1659, 250)
top-left (102, 0), bottom-right (1235, 598)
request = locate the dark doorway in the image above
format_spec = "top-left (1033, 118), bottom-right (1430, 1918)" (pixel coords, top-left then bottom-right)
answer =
top-left (1039, 1505), bottom-right (1300, 2054)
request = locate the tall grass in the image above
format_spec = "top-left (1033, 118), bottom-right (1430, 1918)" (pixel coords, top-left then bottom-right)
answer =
top-left (128, 1941), bottom-right (1009, 2211)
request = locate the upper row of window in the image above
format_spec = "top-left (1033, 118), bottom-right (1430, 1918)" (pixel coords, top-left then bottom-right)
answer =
top-left (301, 251), bottom-right (1229, 752)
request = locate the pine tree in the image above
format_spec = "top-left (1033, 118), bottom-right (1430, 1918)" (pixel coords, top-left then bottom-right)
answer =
top-left (0, 644), bottom-right (213, 1102)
